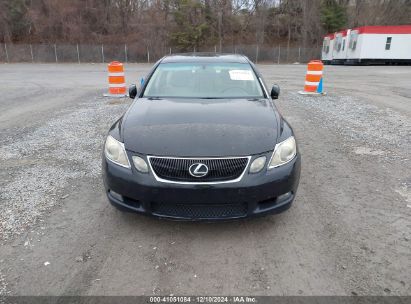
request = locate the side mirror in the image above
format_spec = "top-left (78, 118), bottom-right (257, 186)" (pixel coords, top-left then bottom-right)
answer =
top-left (270, 85), bottom-right (280, 99)
top-left (129, 84), bottom-right (137, 99)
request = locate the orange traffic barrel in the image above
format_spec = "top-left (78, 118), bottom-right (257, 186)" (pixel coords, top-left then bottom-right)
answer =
top-left (106, 61), bottom-right (126, 96)
top-left (299, 60), bottom-right (325, 95)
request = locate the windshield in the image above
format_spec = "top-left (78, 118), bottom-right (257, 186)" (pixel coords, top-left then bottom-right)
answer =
top-left (143, 62), bottom-right (265, 99)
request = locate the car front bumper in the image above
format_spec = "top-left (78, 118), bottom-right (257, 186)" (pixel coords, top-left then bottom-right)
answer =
top-left (102, 153), bottom-right (301, 221)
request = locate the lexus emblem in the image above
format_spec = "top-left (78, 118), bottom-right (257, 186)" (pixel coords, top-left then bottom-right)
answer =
top-left (189, 163), bottom-right (209, 178)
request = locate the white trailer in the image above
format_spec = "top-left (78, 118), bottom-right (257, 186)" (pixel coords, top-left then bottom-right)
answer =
top-left (321, 34), bottom-right (335, 64)
top-left (346, 25), bottom-right (411, 65)
top-left (321, 25), bottom-right (411, 65)
top-left (321, 30), bottom-right (350, 64)
top-left (321, 33), bottom-right (335, 64)
top-left (331, 29), bottom-right (350, 64)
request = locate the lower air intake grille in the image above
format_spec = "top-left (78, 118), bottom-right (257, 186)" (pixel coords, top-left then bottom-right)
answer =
top-left (151, 202), bottom-right (248, 219)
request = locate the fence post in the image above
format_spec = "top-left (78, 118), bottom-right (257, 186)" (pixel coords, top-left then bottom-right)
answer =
top-left (169, 47), bottom-right (172, 54)
top-left (214, 45), bottom-right (217, 53)
top-left (4, 43), bottom-right (9, 63)
top-left (124, 44), bottom-right (128, 63)
top-left (255, 45), bottom-right (259, 63)
top-left (30, 44), bottom-right (34, 62)
top-left (147, 47), bottom-right (150, 63)
top-left (76, 44), bottom-right (80, 64)
top-left (277, 46), bottom-right (280, 64)
top-left (54, 44), bottom-right (58, 63)
top-left (286, 46), bottom-right (289, 63)
top-left (298, 47), bottom-right (301, 63)
top-left (101, 45), bottom-right (104, 63)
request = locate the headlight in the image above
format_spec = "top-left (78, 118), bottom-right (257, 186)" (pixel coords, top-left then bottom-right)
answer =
top-left (268, 136), bottom-right (296, 169)
top-left (132, 156), bottom-right (149, 173)
top-left (249, 156), bottom-right (266, 173)
top-left (104, 135), bottom-right (130, 168)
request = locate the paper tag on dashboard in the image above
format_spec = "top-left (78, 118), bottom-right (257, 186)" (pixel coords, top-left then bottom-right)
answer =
top-left (229, 70), bottom-right (254, 81)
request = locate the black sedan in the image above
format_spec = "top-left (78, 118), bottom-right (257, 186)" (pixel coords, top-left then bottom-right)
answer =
top-left (102, 53), bottom-right (300, 220)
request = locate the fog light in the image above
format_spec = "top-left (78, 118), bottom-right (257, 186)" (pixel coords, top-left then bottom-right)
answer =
top-left (277, 191), bottom-right (292, 202)
top-left (249, 156), bottom-right (266, 173)
top-left (132, 156), bottom-right (149, 173)
top-left (109, 190), bottom-right (123, 201)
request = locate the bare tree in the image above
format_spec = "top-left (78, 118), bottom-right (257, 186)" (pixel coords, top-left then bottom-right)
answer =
top-left (1, 0), bottom-right (409, 52)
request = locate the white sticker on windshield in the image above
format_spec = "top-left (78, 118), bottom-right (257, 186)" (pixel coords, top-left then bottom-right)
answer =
top-left (229, 70), bottom-right (254, 81)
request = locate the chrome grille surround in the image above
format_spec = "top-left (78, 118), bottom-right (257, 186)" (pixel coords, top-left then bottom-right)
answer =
top-left (147, 156), bottom-right (251, 184)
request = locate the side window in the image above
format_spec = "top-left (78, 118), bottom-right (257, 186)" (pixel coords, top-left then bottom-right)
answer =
top-left (349, 31), bottom-right (358, 50)
top-left (385, 37), bottom-right (392, 50)
top-left (336, 37), bottom-right (342, 51)
top-left (342, 39), bottom-right (345, 51)
top-left (323, 40), bottom-right (330, 53)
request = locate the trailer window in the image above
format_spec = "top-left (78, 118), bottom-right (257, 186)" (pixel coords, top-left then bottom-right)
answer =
top-left (385, 37), bottom-right (392, 50)
top-left (335, 36), bottom-right (342, 52)
top-left (349, 38), bottom-right (357, 50)
top-left (322, 39), bottom-right (330, 53)
top-left (342, 39), bottom-right (345, 51)
top-left (349, 31), bottom-right (358, 50)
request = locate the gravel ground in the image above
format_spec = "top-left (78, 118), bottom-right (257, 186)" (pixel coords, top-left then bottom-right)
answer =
top-left (289, 93), bottom-right (410, 157)
top-left (0, 63), bottom-right (410, 296)
top-left (0, 98), bottom-right (129, 240)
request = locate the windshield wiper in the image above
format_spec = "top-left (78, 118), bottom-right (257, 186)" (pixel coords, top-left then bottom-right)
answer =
top-left (147, 97), bottom-right (163, 100)
top-left (198, 97), bottom-right (226, 99)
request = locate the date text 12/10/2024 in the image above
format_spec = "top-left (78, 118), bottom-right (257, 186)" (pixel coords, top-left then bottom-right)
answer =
top-left (149, 296), bottom-right (257, 303)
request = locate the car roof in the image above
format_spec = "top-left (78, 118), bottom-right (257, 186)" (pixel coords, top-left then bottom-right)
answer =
top-left (160, 53), bottom-right (249, 64)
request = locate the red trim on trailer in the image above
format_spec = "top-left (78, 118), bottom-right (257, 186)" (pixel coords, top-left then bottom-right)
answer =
top-left (324, 33), bottom-right (335, 39)
top-left (354, 25), bottom-right (411, 34)
top-left (335, 30), bottom-right (348, 37)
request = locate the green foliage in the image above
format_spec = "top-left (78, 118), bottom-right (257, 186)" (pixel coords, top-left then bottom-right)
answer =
top-left (170, 0), bottom-right (210, 51)
top-left (5, 0), bottom-right (30, 40)
top-left (320, 0), bottom-right (347, 33)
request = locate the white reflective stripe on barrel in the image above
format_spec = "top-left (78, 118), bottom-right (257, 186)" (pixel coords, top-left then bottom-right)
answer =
top-left (109, 83), bottom-right (126, 88)
top-left (306, 70), bottom-right (323, 75)
top-left (108, 72), bottom-right (125, 77)
top-left (305, 81), bottom-right (319, 86)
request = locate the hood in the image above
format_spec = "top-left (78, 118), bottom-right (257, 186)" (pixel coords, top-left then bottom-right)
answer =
top-left (122, 98), bottom-right (279, 157)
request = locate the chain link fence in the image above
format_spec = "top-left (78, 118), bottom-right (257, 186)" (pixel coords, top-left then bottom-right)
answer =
top-left (0, 43), bottom-right (321, 64)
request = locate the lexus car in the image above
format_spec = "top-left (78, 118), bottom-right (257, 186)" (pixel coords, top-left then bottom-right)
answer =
top-left (102, 53), bottom-right (301, 220)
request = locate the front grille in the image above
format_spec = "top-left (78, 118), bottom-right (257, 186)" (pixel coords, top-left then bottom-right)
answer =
top-left (148, 156), bottom-right (249, 183)
top-left (151, 202), bottom-right (248, 219)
